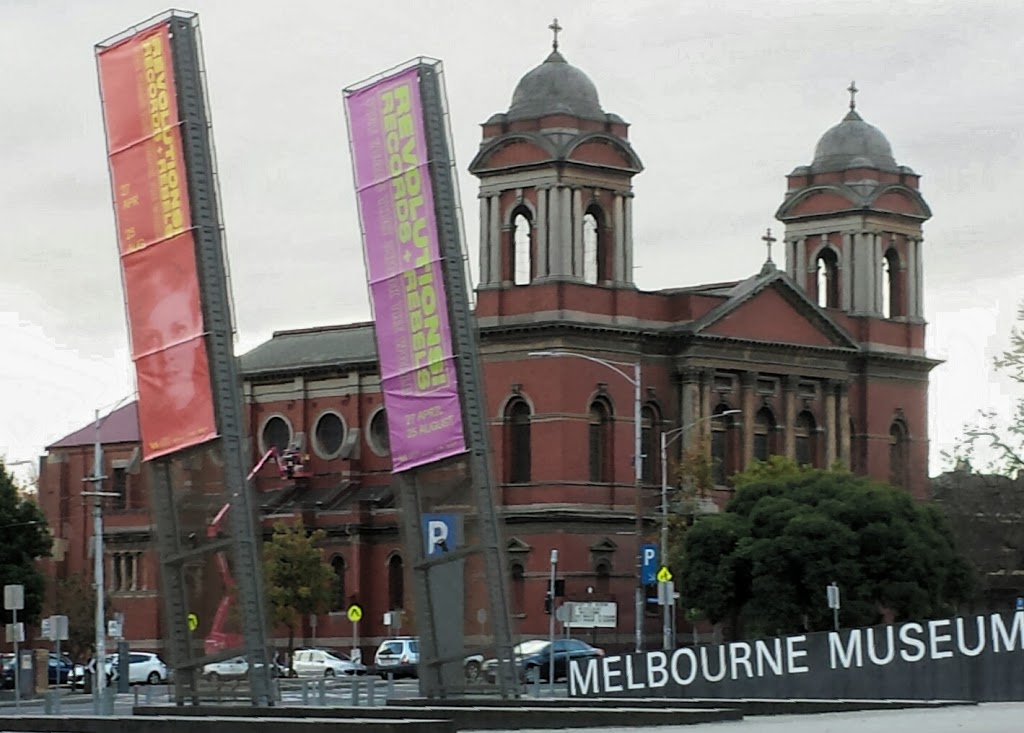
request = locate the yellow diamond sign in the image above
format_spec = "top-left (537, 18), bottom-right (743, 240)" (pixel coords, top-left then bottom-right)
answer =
top-left (657, 566), bottom-right (673, 583)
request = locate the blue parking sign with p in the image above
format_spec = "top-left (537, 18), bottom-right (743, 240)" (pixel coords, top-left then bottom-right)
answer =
top-left (423, 514), bottom-right (458, 557)
top-left (641, 544), bottom-right (658, 584)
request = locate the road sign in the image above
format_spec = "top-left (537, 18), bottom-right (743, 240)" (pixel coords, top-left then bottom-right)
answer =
top-left (49, 615), bottom-right (69, 642)
top-left (656, 566), bottom-right (673, 583)
top-left (107, 619), bottom-right (123, 639)
top-left (5, 622), bottom-right (24, 643)
top-left (3, 584), bottom-right (24, 611)
top-left (186, 613), bottom-right (199, 632)
top-left (827, 582), bottom-right (841, 610)
top-left (641, 544), bottom-right (658, 585)
top-left (658, 580), bottom-right (675, 606)
top-left (564, 602), bottom-right (617, 628)
top-left (1016, 597), bottom-right (1024, 611)
top-left (347, 604), bottom-right (363, 623)
top-left (422, 513), bottom-right (458, 556)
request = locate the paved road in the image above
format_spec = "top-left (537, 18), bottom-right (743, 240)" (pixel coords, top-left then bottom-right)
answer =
top-left (512, 702), bottom-right (1024, 733)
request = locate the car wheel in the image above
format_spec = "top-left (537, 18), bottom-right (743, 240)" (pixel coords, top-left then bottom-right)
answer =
top-left (147, 671), bottom-right (161, 685)
top-left (465, 660), bottom-right (481, 682)
top-left (324, 668), bottom-right (335, 678)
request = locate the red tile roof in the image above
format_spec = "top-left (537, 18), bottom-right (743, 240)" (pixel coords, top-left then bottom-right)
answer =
top-left (47, 401), bottom-right (140, 449)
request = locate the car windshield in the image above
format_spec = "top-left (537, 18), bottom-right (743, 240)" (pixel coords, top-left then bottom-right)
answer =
top-left (514, 640), bottom-right (549, 656)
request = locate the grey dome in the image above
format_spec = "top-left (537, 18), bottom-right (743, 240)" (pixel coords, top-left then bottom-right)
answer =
top-left (812, 110), bottom-right (898, 172)
top-left (507, 50), bottom-right (604, 121)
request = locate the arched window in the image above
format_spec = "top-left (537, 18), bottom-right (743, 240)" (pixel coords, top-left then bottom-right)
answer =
top-left (330, 556), bottom-right (345, 612)
top-left (753, 406), bottom-right (777, 462)
top-left (504, 398), bottom-right (532, 484)
top-left (795, 411), bottom-right (818, 467)
top-left (815, 248), bottom-right (840, 308)
top-left (589, 398), bottom-right (613, 483)
top-left (387, 555), bottom-right (404, 611)
top-left (711, 404), bottom-right (738, 485)
top-left (889, 421), bottom-right (909, 487)
top-left (595, 560), bottom-right (611, 597)
top-left (510, 562), bottom-right (525, 615)
top-left (583, 210), bottom-right (599, 284)
top-left (641, 405), bottom-right (660, 485)
top-left (512, 209), bottom-right (532, 285)
top-left (882, 248), bottom-right (902, 318)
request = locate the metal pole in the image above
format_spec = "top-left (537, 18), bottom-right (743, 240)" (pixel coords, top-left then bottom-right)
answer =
top-left (833, 606), bottom-right (839, 632)
top-left (56, 635), bottom-right (62, 715)
top-left (91, 409), bottom-right (106, 714)
top-left (12, 607), bottom-right (19, 709)
top-left (660, 431), bottom-right (671, 651)
top-left (633, 362), bottom-right (643, 653)
top-left (548, 550), bottom-right (557, 695)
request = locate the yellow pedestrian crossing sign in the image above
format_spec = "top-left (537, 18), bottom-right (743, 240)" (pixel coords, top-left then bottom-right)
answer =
top-left (186, 613), bottom-right (198, 631)
top-left (657, 566), bottom-right (673, 583)
top-left (347, 604), bottom-right (363, 623)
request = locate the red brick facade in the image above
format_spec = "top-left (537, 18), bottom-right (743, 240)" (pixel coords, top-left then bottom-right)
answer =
top-left (34, 52), bottom-right (936, 658)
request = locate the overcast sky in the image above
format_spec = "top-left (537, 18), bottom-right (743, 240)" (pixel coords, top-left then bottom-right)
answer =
top-left (2, 0), bottom-right (1022, 485)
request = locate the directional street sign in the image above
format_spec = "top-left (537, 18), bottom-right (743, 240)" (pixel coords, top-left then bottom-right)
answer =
top-left (656, 566), bottom-right (673, 583)
top-left (422, 513), bottom-right (458, 557)
top-left (187, 613), bottom-right (199, 632)
top-left (347, 604), bottom-right (363, 623)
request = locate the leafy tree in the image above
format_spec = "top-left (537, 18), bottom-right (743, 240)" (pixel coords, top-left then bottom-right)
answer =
top-left (0, 459), bottom-right (52, 626)
top-left (263, 520), bottom-right (335, 669)
top-left (947, 301), bottom-right (1024, 475)
top-left (52, 573), bottom-right (110, 663)
top-left (672, 458), bottom-right (974, 638)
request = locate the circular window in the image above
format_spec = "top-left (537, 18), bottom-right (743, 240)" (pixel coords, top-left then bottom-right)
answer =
top-left (260, 414), bottom-right (292, 454)
top-left (367, 408), bottom-right (390, 457)
top-left (313, 411), bottom-right (347, 459)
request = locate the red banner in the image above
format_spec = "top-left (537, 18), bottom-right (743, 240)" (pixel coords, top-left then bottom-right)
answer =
top-left (98, 22), bottom-right (217, 459)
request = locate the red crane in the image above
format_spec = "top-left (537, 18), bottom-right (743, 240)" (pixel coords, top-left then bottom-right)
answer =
top-left (203, 445), bottom-right (308, 655)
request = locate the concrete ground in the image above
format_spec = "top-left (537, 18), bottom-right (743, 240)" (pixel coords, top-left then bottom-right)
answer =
top-left (510, 702), bottom-right (1024, 733)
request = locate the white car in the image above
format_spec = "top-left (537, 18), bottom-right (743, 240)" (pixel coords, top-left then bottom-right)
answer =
top-left (291, 649), bottom-right (365, 677)
top-left (83, 652), bottom-right (167, 685)
top-left (202, 655), bottom-right (249, 682)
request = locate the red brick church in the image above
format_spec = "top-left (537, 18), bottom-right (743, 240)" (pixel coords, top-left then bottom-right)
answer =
top-left (36, 38), bottom-right (936, 654)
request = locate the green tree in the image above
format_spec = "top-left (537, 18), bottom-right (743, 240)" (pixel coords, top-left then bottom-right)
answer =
top-left (263, 520), bottom-right (335, 668)
top-left (947, 301), bottom-right (1024, 474)
top-left (52, 573), bottom-right (110, 663)
top-left (0, 459), bottom-right (52, 626)
top-left (673, 458), bottom-right (974, 639)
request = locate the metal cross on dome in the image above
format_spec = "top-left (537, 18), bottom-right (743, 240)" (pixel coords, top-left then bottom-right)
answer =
top-left (762, 227), bottom-right (776, 263)
top-left (549, 18), bottom-right (562, 51)
top-left (848, 80), bottom-right (858, 110)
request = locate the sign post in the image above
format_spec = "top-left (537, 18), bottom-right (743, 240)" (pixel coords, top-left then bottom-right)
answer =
top-left (826, 582), bottom-right (840, 631)
top-left (347, 604), bottom-right (363, 663)
top-left (48, 615), bottom-right (69, 714)
top-left (4, 584), bottom-right (24, 709)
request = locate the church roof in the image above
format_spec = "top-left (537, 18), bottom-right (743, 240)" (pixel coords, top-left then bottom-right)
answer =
top-left (507, 49), bottom-right (605, 122)
top-left (811, 108), bottom-right (899, 173)
top-left (240, 322), bottom-right (377, 376)
top-left (47, 401), bottom-right (140, 449)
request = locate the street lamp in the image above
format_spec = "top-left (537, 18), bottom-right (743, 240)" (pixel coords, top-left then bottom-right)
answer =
top-left (529, 350), bottom-right (645, 652)
top-left (548, 549), bottom-right (558, 695)
top-left (658, 409), bottom-right (740, 650)
top-left (80, 394), bottom-right (135, 714)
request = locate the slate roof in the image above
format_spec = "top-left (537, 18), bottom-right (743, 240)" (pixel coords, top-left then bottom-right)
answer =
top-left (47, 401), bottom-right (140, 449)
top-left (239, 322), bottom-right (377, 377)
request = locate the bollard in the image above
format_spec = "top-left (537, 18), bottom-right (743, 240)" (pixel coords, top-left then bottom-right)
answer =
top-left (386, 672), bottom-right (394, 699)
top-left (350, 676), bottom-right (359, 706)
top-left (317, 678), bottom-right (326, 706)
top-left (367, 676), bottom-right (376, 707)
top-left (145, 684), bottom-right (153, 705)
top-left (301, 679), bottom-right (309, 705)
top-left (532, 671), bottom-right (541, 698)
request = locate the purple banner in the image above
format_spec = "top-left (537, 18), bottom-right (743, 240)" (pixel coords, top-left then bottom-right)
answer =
top-left (345, 66), bottom-right (467, 472)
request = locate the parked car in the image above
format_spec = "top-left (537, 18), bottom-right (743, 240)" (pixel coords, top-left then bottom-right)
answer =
top-left (0, 654), bottom-right (13, 690)
top-left (202, 655), bottom-right (287, 683)
top-left (81, 651), bottom-right (167, 685)
top-left (482, 638), bottom-right (604, 683)
top-left (47, 654), bottom-right (76, 685)
top-left (291, 648), bottom-right (365, 677)
top-left (373, 637), bottom-right (420, 679)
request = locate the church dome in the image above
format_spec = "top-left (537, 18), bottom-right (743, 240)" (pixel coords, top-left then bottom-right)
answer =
top-left (507, 49), bottom-right (605, 121)
top-left (812, 109), bottom-right (898, 172)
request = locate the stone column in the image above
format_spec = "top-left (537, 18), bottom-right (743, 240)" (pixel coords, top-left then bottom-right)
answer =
top-left (546, 186), bottom-right (563, 276)
top-left (824, 380), bottom-right (838, 468)
top-left (916, 236), bottom-right (925, 318)
top-left (783, 375), bottom-right (798, 459)
top-left (478, 195), bottom-right (491, 284)
top-left (536, 187), bottom-right (549, 279)
top-left (572, 188), bottom-right (584, 279)
top-left (741, 372), bottom-right (757, 469)
top-left (613, 194), bottom-right (625, 282)
top-left (560, 186), bottom-right (573, 277)
top-left (838, 381), bottom-right (851, 468)
top-left (680, 368), bottom-right (699, 451)
top-left (795, 237), bottom-right (807, 290)
top-left (623, 194), bottom-right (634, 284)
top-left (488, 194), bottom-right (501, 284)
top-left (841, 232), bottom-right (853, 311)
top-left (699, 369), bottom-right (714, 445)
